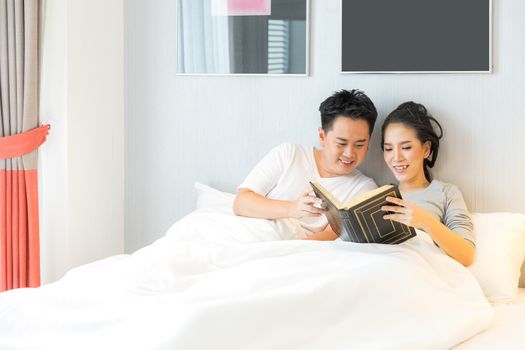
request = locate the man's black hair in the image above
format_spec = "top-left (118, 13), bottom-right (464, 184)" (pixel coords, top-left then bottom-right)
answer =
top-left (318, 89), bottom-right (378, 135)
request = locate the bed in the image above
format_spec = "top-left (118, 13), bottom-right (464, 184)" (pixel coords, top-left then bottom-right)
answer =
top-left (453, 288), bottom-right (525, 349)
top-left (0, 183), bottom-right (524, 350)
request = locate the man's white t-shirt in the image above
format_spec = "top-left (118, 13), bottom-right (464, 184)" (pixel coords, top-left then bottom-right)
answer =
top-left (238, 143), bottom-right (377, 238)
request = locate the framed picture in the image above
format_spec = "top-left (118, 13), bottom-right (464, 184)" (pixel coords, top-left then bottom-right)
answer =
top-left (177, 0), bottom-right (310, 75)
top-left (341, 0), bottom-right (492, 73)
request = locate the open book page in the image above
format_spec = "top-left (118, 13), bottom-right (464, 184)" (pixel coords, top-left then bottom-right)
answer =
top-left (310, 182), bottom-right (343, 209)
top-left (342, 184), bottom-right (394, 210)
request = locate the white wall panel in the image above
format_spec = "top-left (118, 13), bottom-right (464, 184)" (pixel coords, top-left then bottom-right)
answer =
top-left (40, 0), bottom-right (124, 283)
top-left (125, 0), bottom-right (525, 252)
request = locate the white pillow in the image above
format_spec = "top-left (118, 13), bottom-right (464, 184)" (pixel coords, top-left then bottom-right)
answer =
top-left (468, 212), bottom-right (525, 303)
top-left (194, 182), bottom-right (235, 211)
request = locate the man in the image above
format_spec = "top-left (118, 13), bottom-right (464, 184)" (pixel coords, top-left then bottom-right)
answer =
top-left (233, 89), bottom-right (378, 240)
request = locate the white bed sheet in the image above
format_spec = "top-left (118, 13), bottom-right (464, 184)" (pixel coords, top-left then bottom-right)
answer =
top-left (0, 209), bottom-right (495, 350)
top-left (453, 288), bottom-right (525, 349)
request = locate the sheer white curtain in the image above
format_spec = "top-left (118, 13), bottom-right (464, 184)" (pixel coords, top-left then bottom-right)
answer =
top-left (178, 0), bottom-right (231, 73)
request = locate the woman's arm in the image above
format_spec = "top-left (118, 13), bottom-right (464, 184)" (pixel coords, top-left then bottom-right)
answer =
top-left (233, 188), bottom-right (324, 219)
top-left (416, 217), bottom-right (475, 266)
top-left (382, 196), bottom-right (474, 266)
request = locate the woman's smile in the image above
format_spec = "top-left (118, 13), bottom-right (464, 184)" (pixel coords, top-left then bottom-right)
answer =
top-left (393, 164), bottom-right (409, 173)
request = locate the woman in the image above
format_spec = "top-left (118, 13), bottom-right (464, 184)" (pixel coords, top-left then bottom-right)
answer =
top-left (381, 102), bottom-right (475, 266)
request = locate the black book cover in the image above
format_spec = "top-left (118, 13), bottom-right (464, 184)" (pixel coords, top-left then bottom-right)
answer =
top-left (310, 182), bottom-right (416, 244)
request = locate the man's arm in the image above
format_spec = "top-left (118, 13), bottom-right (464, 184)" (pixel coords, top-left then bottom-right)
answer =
top-left (303, 224), bottom-right (338, 241)
top-left (233, 188), bottom-right (324, 219)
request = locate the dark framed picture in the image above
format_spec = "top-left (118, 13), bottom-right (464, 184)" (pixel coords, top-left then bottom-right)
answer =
top-left (341, 0), bottom-right (492, 73)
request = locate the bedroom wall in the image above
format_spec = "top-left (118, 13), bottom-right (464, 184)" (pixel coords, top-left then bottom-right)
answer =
top-left (125, 0), bottom-right (525, 253)
top-left (39, 0), bottom-right (124, 283)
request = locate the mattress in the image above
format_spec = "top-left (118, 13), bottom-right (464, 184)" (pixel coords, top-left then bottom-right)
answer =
top-left (453, 288), bottom-right (525, 349)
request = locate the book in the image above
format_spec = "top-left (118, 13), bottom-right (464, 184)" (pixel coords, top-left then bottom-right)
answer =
top-left (309, 182), bottom-right (416, 244)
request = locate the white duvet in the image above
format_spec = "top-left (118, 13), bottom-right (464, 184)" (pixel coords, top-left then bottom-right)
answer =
top-left (0, 208), bottom-right (493, 350)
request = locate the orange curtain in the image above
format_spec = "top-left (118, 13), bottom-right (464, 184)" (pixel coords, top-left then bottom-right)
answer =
top-left (0, 0), bottom-right (43, 292)
top-left (0, 125), bottom-right (49, 291)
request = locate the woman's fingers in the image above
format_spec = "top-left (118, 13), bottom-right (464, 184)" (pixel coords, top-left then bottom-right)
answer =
top-left (385, 196), bottom-right (404, 205)
top-left (383, 213), bottom-right (407, 225)
top-left (381, 205), bottom-right (405, 213)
